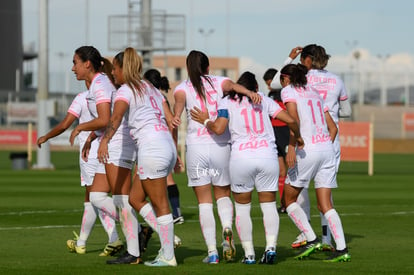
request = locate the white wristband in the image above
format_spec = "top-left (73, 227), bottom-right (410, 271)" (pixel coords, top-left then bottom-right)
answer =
top-left (203, 118), bottom-right (211, 127)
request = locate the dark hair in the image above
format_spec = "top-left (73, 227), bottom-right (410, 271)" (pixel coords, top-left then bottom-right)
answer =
top-left (300, 44), bottom-right (317, 61)
top-left (144, 69), bottom-right (171, 92)
top-left (263, 68), bottom-right (277, 82)
top-left (75, 46), bottom-right (116, 86)
top-left (75, 46), bottom-right (104, 72)
top-left (280, 64), bottom-right (308, 88)
top-left (228, 71), bottom-right (257, 103)
top-left (186, 50), bottom-right (214, 102)
top-left (268, 89), bottom-right (282, 102)
top-left (312, 45), bottom-right (330, 69)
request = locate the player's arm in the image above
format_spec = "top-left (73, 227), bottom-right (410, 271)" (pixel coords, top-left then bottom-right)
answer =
top-left (274, 110), bottom-right (303, 145)
top-left (222, 79), bottom-right (261, 104)
top-left (37, 113), bottom-right (77, 148)
top-left (172, 90), bottom-right (186, 128)
top-left (339, 98), bottom-right (352, 117)
top-left (325, 111), bottom-right (338, 142)
top-left (270, 47), bottom-right (302, 89)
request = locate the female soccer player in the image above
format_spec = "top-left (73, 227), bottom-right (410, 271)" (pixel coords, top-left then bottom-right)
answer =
top-left (98, 47), bottom-right (177, 267)
top-left (143, 69), bottom-right (184, 224)
top-left (68, 46), bottom-right (127, 256)
top-left (280, 63), bottom-right (351, 262)
top-left (37, 88), bottom-right (122, 257)
top-left (191, 71), bottom-right (302, 264)
top-left (172, 50), bottom-right (260, 264)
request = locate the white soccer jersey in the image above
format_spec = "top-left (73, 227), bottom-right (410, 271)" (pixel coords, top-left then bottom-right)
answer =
top-left (86, 73), bottom-right (115, 137)
top-left (218, 92), bottom-right (281, 159)
top-left (281, 85), bottom-right (333, 152)
top-left (109, 86), bottom-right (134, 147)
top-left (115, 81), bottom-right (171, 145)
top-left (174, 75), bottom-right (231, 145)
top-left (68, 91), bottom-right (98, 159)
top-left (306, 69), bottom-right (349, 125)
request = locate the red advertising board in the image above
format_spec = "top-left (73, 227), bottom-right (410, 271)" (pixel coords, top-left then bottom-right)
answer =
top-left (0, 130), bottom-right (37, 145)
top-left (338, 121), bottom-right (373, 175)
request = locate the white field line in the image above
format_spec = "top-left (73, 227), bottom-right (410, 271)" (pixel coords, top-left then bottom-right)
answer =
top-left (0, 209), bottom-right (413, 231)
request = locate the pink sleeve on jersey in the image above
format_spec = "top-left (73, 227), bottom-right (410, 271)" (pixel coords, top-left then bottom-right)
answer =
top-left (340, 95), bottom-right (348, 100)
top-left (114, 97), bottom-right (130, 104)
top-left (271, 109), bottom-right (283, 119)
top-left (283, 98), bottom-right (296, 104)
top-left (67, 110), bottom-right (80, 118)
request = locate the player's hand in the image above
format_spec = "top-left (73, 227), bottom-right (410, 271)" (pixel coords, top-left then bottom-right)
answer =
top-left (37, 136), bottom-right (47, 148)
top-left (190, 107), bottom-right (209, 125)
top-left (296, 137), bottom-right (304, 149)
top-left (69, 127), bottom-right (80, 146)
top-left (286, 145), bottom-right (297, 168)
top-left (289, 46), bottom-right (302, 60)
top-left (249, 91), bottom-right (261, 104)
top-left (171, 116), bottom-right (181, 128)
top-left (97, 140), bottom-right (109, 164)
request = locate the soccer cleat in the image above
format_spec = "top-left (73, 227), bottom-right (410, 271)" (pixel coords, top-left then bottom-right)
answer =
top-left (222, 227), bottom-right (236, 262)
top-left (323, 248), bottom-right (351, 263)
top-left (291, 233), bottom-right (307, 249)
top-left (320, 243), bottom-right (335, 252)
top-left (259, 247), bottom-right (276, 264)
top-left (99, 239), bottom-right (124, 256)
top-left (278, 206), bottom-right (287, 214)
top-left (174, 235), bottom-right (182, 248)
top-left (66, 239), bottom-right (86, 254)
top-left (106, 252), bottom-right (142, 264)
top-left (173, 216), bottom-right (185, 225)
top-left (144, 251), bottom-right (177, 267)
top-left (242, 255), bottom-right (256, 264)
top-left (139, 225), bottom-right (153, 253)
top-left (202, 254), bottom-right (219, 264)
top-left (294, 239), bottom-right (322, 260)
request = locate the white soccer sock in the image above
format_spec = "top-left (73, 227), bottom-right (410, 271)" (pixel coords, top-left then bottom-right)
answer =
top-left (199, 203), bottom-right (217, 254)
top-left (89, 192), bottom-right (118, 220)
top-left (113, 195), bottom-right (140, 257)
top-left (286, 202), bottom-right (317, 242)
top-left (217, 196), bottom-right (233, 230)
top-left (77, 202), bottom-right (97, 247)
top-left (324, 209), bottom-right (346, 250)
top-left (96, 204), bottom-right (119, 243)
top-left (157, 214), bottom-right (175, 260)
top-left (260, 201), bottom-right (279, 250)
top-left (139, 202), bottom-right (158, 234)
top-left (297, 188), bottom-right (311, 221)
top-left (235, 202), bottom-right (254, 257)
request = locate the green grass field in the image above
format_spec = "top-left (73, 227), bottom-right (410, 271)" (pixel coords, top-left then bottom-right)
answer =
top-left (0, 151), bottom-right (413, 274)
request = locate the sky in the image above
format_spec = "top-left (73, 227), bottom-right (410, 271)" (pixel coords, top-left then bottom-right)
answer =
top-left (22, 0), bottom-right (414, 93)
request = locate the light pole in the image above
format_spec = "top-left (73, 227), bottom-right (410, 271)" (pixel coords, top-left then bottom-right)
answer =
top-left (198, 28), bottom-right (214, 52)
top-left (378, 54), bottom-right (390, 106)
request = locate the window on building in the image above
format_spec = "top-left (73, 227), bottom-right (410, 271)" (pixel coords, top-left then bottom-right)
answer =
top-left (222, 69), bottom-right (228, 77)
top-left (175, 68), bottom-right (182, 81)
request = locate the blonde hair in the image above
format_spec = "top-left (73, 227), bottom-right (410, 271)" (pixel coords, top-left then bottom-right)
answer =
top-left (113, 47), bottom-right (144, 97)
